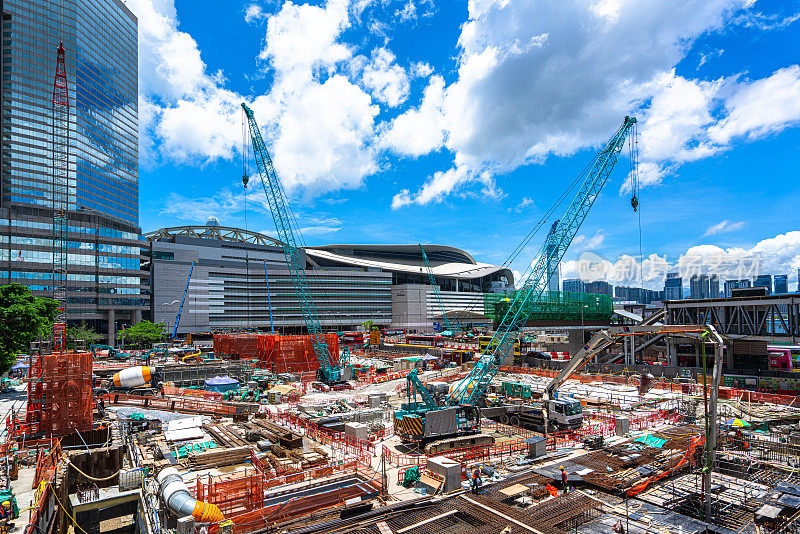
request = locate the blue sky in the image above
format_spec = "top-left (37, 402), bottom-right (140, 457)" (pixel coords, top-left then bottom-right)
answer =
top-left (130, 0), bottom-right (800, 290)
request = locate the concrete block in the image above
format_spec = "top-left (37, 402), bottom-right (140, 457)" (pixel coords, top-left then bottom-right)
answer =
top-left (345, 422), bottom-right (369, 441)
top-left (615, 416), bottom-right (630, 436)
top-left (526, 436), bottom-right (546, 458)
top-left (368, 394), bottom-right (382, 408)
top-left (427, 456), bottom-right (462, 493)
top-left (177, 517), bottom-right (195, 534)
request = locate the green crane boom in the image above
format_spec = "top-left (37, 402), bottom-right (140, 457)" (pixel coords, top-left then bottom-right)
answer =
top-left (449, 116), bottom-right (638, 405)
top-left (419, 244), bottom-right (457, 333)
top-left (241, 103), bottom-right (339, 383)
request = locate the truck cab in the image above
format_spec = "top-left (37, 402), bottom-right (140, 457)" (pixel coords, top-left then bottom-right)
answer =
top-left (548, 398), bottom-right (583, 429)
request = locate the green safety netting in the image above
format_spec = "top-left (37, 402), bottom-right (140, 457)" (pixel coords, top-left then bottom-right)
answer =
top-left (402, 466), bottom-right (421, 488)
top-left (633, 434), bottom-right (668, 448)
top-left (129, 413), bottom-right (145, 421)
top-left (484, 291), bottom-right (613, 322)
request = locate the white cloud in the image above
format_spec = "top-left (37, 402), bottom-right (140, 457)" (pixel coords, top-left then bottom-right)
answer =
top-left (245, 3), bottom-right (267, 24)
top-left (160, 190), bottom-right (248, 223)
top-left (708, 66), bottom-right (800, 145)
top-left (381, 75), bottom-right (446, 156)
top-left (704, 220), bottom-right (746, 236)
top-left (360, 47), bottom-right (410, 107)
top-left (572, 230), bottom-right (606, 250)
top-left (131, 0), bottom-right (385, 199)
top-left (509, 196), bottom-right (534, 213)
top-left (391, 0), bottom-right (800, 207)
top-left (299, 217), bottom-right (343, 235)
top-left (560, 231), bottom-right (800, 291)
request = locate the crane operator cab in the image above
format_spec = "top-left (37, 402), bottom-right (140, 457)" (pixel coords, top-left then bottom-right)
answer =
top-left (549, 398), bottom-right (583, 430)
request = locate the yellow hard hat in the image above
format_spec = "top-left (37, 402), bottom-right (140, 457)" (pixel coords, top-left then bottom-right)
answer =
top-left (2, 501), bottom-right (10, 508)
top-left (559, 466), bottom-right (565, 470)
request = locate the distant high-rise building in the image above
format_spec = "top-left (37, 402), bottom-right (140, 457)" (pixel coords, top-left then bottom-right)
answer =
top-left (585, 280), bottom-right (612, 296)
top-left (615, 286), bottom-right (663, 304)
top-left (774, 274), bottom-right (788, 294)
top-left (690, 274), bottom-right (712, 299)
top-left (753, 274), bottom-right (773, 295)
top-left (664, 272), bottom-right (682, 300)
top-left (563, 279), bottom-right (584, 294)
top-left (724, 279), bottom-right (751, 297)
top-left (710, 274), bottom-right (720, 298)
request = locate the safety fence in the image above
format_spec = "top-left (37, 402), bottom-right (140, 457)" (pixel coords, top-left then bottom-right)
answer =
top-left (102, 393), bottom-right (257, 417)
top-left (162, 385), bottom-right (223, 400)
top-left (196, 453), bottom-right (374, 529)
top-left (33, 438), bottom-right (62, 489)
top-left (381, 409), bottom-right (679, 468)
top-left (269, 410), bottom-right (380, 456)
top-left (498, 366), bottom-right (800, 406)
top-left (212, 333), bottom-right (340, 374)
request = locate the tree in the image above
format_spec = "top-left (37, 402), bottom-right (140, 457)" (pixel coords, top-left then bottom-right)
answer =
top-left (66, 324), bottom-right (102, 349)
top-left (119, 320), bottom-right (167, 348)
top-left (0, 284), bottom-right (59, 374)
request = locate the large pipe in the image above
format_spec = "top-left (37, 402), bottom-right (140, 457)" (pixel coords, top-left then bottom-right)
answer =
top-left (112, 366), bottom-right (154, 388)
top-left (156, 467), bottom-right (224, 523)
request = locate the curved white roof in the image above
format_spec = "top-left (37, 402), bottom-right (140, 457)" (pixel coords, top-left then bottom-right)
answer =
top-left (304, 244), bottom-right (512, 281)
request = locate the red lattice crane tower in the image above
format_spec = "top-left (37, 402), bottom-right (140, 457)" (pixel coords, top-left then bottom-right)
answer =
top-left (51, 41), bottom-right (69, 353)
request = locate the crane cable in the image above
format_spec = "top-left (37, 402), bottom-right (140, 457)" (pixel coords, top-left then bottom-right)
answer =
top-left (242, 108), bottom-right (252, 329)
top-left (627, 121), bottom-right (645, 293)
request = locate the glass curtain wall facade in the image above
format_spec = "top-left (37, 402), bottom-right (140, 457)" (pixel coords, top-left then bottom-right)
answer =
top-left (0, 0), bottom-right (145, 342)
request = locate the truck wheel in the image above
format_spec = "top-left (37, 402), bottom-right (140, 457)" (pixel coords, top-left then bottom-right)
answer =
top-left (510, 416), bottom-right (520, 426)
top-left (500, 415), bottom-right (510, 425)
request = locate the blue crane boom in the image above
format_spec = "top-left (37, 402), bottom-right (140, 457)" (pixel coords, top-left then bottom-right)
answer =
top-left (448, 116), bottom-right (637, 406)
top-left (241, 103), bottom-right (339, 383)
top-left (419, 244), bottom-right (457, 333)
top-left (172, 259), bottom-right (195, 339)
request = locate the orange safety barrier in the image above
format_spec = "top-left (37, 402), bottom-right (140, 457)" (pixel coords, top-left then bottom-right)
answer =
top-left (162, 386), bottom-right (223, 400)
top-left (103, 393), bottom-right (255, 417)
top-left (270, 410), bottom-right (379, 454)
top-left (212, 333), bottom-right (340, 374)
top-left (627, 435), bottom-right (703, 496)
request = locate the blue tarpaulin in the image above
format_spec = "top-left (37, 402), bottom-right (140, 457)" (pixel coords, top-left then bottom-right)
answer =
top-left (204, 375), bottom-right (240, 393)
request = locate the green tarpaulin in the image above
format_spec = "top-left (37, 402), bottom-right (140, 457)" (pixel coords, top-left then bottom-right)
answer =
top-left (175, 441), bottom-right (217, 458)
top-left (633, 434), bottom-right (667, 448)
top-left (402, 466), bottom-right (421, 488)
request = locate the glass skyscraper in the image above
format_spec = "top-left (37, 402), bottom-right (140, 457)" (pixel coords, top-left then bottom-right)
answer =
top-left (0, 0), bottom-right (145, 342)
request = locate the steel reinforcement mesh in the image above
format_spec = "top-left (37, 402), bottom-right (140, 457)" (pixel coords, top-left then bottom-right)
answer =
top-left (213, 333), bottom-right (340, 373)
top-left (38, 352), bottom-right (93, 436)
top-left (483, 290), bottom-right (613, 322)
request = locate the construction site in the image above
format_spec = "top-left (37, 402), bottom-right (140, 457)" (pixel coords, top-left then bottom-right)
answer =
top-left (5, 36), bottom-right (800, 534)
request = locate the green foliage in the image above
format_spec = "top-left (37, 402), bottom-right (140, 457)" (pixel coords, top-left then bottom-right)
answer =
top-left (0, 284), bottom-right (59, 374)
top-left (361, 319), bottom-right (375, 331)
top-left (119, 320), bottom-right (167, 348)
top-left (66, 324), bottom-right (102, 349)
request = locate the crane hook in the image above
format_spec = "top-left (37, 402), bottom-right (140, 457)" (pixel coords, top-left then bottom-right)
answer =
top-left (630, 195), bottom-right (638, 212)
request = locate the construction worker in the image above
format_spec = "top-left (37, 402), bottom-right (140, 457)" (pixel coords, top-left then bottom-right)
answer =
top-left (560, 466), bottom-right (569, 494)
top-left (0, 500), bottom-right (11, 522)
top-left (471, 469), bottom-right (482, 494)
